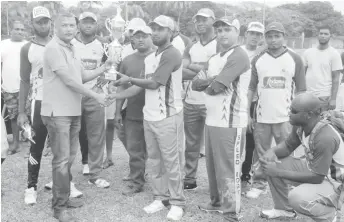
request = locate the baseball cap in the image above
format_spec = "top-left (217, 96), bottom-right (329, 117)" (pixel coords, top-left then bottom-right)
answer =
top-left (127, 18), bottom-right (146, 31)
top-left (79, 12), bottom-right (97, 22)
top-left (247, 22), bottom-right (264, 34)
top-left (213, 17), bottom-right (240, 30)
top-left (148, 15), bottom-right (174, 31)
top-left (192, 8), bottom-right (215, 22)
top-left (32, 6), bottom-right (51, 20)
top-left (133, 26), bottom-right (152, 35)
top-left (265, 22), bottom-right (285, 34)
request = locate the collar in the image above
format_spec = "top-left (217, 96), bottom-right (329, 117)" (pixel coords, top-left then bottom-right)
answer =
top-left (31, 36), bottom-right (52, 47)
top-left (74, 33), bottom-right (97, 45)
top-left (219, 44), bottom-right (240, 57)
top-left (155, 44), bottom-right (173, 56)
top-left (54, 36), bottom-right (73, 48)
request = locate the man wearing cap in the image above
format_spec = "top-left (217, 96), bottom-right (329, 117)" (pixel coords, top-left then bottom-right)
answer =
top-left (182, 8), bottom-right (218, 191)
top-left (240, 22), bottom-right (264, 191)
top-left (303, 25), bottom-right (343, 111)
top-left (258, 92), bottom-right (344, 221)
top-left (71, 11), bottom-right (110, 188)
top-left (108, 15), bottom-right (185, 221)
top-left (1, 19), bottom-right (27, 154)
top-left (41, 12), bottom-right (110, 222)
top-left (113, 17), bottom-right (146, 178)
top-left (246, 22), bottom-right (306, 199)
top-left (17, 6), bottom-right (82, 205)
top-left (192, 16), bottom-right (250, 221)
top-left (114, 25), bottom-right (154, 196)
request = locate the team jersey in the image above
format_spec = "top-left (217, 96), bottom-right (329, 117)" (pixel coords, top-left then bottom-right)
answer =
top-left (184, 37), bottom-right (218, 105)
top-left (171, 35), bottom-right (186, 56)
top-left (121, 43), bottom-right (136, 59)
top-left (249, 47), bottom-right (306, 124)
top-left (204, 46), bottom-right (250, 128)
top-left (143, 45), bottom-right (183, 121)
top-left (20, 40), bottom-right (47, 101)
top-left (71, 36), bottom-right (106, 90)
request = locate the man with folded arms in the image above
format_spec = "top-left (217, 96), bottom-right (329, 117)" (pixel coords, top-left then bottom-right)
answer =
top-left (41, 12), bottom-right (109, 222)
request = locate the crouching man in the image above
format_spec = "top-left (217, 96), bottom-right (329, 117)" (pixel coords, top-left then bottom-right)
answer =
top-left (259, 92), bottom-right (344, 222)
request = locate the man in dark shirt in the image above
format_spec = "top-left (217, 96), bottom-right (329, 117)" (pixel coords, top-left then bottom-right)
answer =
top-left (116, 26), bottom-right (154, 196)
top-left (258, 92), bottom-right (344, 221)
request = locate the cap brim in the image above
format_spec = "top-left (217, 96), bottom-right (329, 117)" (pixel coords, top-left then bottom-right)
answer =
top-left (148, 21), bottom-right (170, 30)
top-left (80, 16), bottom-right (97, 22)
top-left (265, 29), bottom-right (284, 34)
top-left (33, 16), bottom-right (51, 21)
top-left (213, 20), bottom-right (231, 27)
top-left (247, 28), bottom-right (264, 34)
top-left (192, 13), bottom-right (212, 21)
top-left (133, 30), bottom-right (151, 35)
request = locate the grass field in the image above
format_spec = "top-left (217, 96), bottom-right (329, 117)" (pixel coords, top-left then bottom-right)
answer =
top-left (1, 136), bottom-right (343, 222)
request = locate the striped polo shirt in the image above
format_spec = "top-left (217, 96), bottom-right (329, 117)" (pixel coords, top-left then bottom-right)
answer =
top-left (184, 38), bottom-right (218, 105)
top-left (249, 47), bottom-right (306, 124)
top-left (204, 46), bottom-right (250, 128)
top-left (143, 45), bottom-right (183, 121)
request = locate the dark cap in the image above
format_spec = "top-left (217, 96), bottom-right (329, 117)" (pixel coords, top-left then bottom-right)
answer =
top-left (265, 22), bottom-right (285, 34)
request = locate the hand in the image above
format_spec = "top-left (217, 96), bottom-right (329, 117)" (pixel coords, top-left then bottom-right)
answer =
top-left (114, 113), bottom-right (123, 129)
top-left (97, 74), bottom-right (109, 87)
top-left (260, 158), bottom-right (280, 177)
top-left (17, 112), bottom-right (29, 128)
top-left (260, 149), bottom-right (280, 163)
top-left (328, 99), bottom-right (336, 110)
top-left (247, 116), bottom-right (255, 133)
top-left (94, 93), bottom-right (107, 106)
top-left (104, 93), bottom-right (116, 106)
top-left (113, 72), bottom-right (130, 86)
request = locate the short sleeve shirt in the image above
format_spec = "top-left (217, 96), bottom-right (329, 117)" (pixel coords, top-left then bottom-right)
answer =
top-left (143, 45), bottom-right (183, 121)
top-left (304, 47), bottom-right (343, 97)
top-left (41, 37), bottom-right (83, 117)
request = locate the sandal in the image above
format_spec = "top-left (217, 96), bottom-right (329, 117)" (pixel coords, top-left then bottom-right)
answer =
top-left (103, 159), bottom-right (114, 169)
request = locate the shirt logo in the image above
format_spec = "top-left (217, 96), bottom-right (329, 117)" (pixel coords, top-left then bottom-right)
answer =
top-left (263, 76), bottom-right (286, 89)
top-left (81, 59), bottom-right (97, 70)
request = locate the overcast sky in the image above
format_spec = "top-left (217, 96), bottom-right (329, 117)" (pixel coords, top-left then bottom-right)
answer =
top-left (59, 0), bottom-right (344, 14)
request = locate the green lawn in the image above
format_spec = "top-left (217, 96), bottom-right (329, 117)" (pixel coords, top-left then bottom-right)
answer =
top-left (1, 137), bottom-right (342, 222)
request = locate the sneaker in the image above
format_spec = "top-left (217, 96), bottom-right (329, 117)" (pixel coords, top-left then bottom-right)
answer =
top-left (184, 182), bottom-right (198, 191)
top-left (44, 181), bottom-right (53, 190)
top-left (166, 205), bottom-right (184, 221)
top-left (198, 202), bottom-right (223, 213)
top-left (122, 186), bottom-right (143, 196)
top-left (83, 164), bottom-right (90, 175)
top-left (24, 187), bottom-right (37, 205)
top-left (70, 182), bottom-right (83, 198)
top-left (122, 175), bottom-right (132, 181)
top-left (241, 181), bottom-right (251, 195)
top-left (224, 213), bottom-right (243, 222)
top-left (143, 200), bottom-right (166, 214)
top-left (88, 178), bottom-right (110, 188)
top-left (259, 209), bottom-right (297, 219)
top-left (66, 199), bottom-right (84, 208)
top-left (245, 187), bottom-right (267, 199)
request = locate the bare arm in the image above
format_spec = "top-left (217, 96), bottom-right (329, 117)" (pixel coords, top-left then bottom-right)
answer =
top-left (331, 70), bottom-right (341, 101)
top-left (110, 85), bottom-right (144, 100)
top-left (18, 43), bottom-right (32, 114)
top-left (115, 84), bottom-right (126, 117)
top-left (81, 65), bottom-right (106, 83)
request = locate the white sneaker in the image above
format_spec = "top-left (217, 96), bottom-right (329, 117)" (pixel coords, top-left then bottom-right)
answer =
top-left (44, 181), bottom-right (53, 190)
top-left (24, 187), bottom-right (37, 205)
top-left (246, 187), bottom-right (267, 199)
top-left (259, 209), bottom-right (297, 219)
top-left (70, 182), bottom-right (83, 198)
top-left (143, 200), bottom-right (166, 214)
top-left (166, 205), bottom-right (184, 221)
top-left (83, 164), bottom-right (90, 175)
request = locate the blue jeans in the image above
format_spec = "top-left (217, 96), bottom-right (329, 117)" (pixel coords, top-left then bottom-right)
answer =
top-left (41, 116), bottom-right (81, 212)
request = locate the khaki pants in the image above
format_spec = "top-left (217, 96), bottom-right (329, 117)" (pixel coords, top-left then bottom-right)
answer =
top-left (144, 111), bottom-right (186, 206)
top-left (268, 156), bottom-right (340, 222)
top-left (205, 125), bottom-right (246, 215)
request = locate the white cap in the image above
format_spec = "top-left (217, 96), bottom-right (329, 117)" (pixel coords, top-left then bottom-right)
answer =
top-left (32, 6), bottom-right (51, 20)
top-left (127, 18), bottom-right (146, 31)
top-left (247, 22), bottom-right (264, 34)
top-left (133, 26), bottom-right (152, 35)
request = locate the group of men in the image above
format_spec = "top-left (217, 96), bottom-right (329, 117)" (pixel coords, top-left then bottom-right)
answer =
top-left (1, 5), bottom-right (344, 222)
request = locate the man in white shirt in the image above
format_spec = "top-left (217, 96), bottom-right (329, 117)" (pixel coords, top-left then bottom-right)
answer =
top-left (337, 52), bottom-right (344, 111)
top-left (240, 22), bottom-right (264, 191)
top-left (303, 25), bottom-right (343, 111)
top-left (1, 20), bottom-right (27, 154)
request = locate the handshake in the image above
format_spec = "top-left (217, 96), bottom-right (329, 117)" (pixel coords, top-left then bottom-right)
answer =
top-left (94, 93), bottom-right (116, 107)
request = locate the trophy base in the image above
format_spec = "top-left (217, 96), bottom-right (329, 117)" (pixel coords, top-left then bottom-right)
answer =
top-left (105, 70), bottom-right (118, 81)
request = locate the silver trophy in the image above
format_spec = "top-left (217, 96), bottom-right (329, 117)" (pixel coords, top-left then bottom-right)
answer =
top-left (102, 6), bottom-right (126, 81)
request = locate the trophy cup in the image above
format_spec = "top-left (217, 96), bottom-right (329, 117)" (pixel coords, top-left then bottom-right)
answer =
top-left (102, 6), bottom-right (126, 81)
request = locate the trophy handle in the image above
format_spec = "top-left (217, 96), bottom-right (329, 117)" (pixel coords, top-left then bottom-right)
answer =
top-left (105, 18), bottom-right (112, 35)
top-left (102, 43), bottom-right (110, 58)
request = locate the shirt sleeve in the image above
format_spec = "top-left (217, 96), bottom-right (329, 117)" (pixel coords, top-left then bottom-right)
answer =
top-left (152, 47), bottom-right (182, 86)
top-left (289, 51), bottom-right (307, 93)
top-left (249, 56), bottom-right (259, 92)
top-left (44, 45), bottom-right (68, 72)
top-left (284, 126), bottom-right (302, 152)
top-left (302, 50), bottom-right (308, 67)
top-left (20, 42), bottom-right (32, 85)
top-left (183, 43), bottom-right (193, 60)
top-left (215, 47), bottom-right (250, 88)
top-left (309, 125), bottom-right (339, 176)
top-left (331, 50), bottom-right (343, 72)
